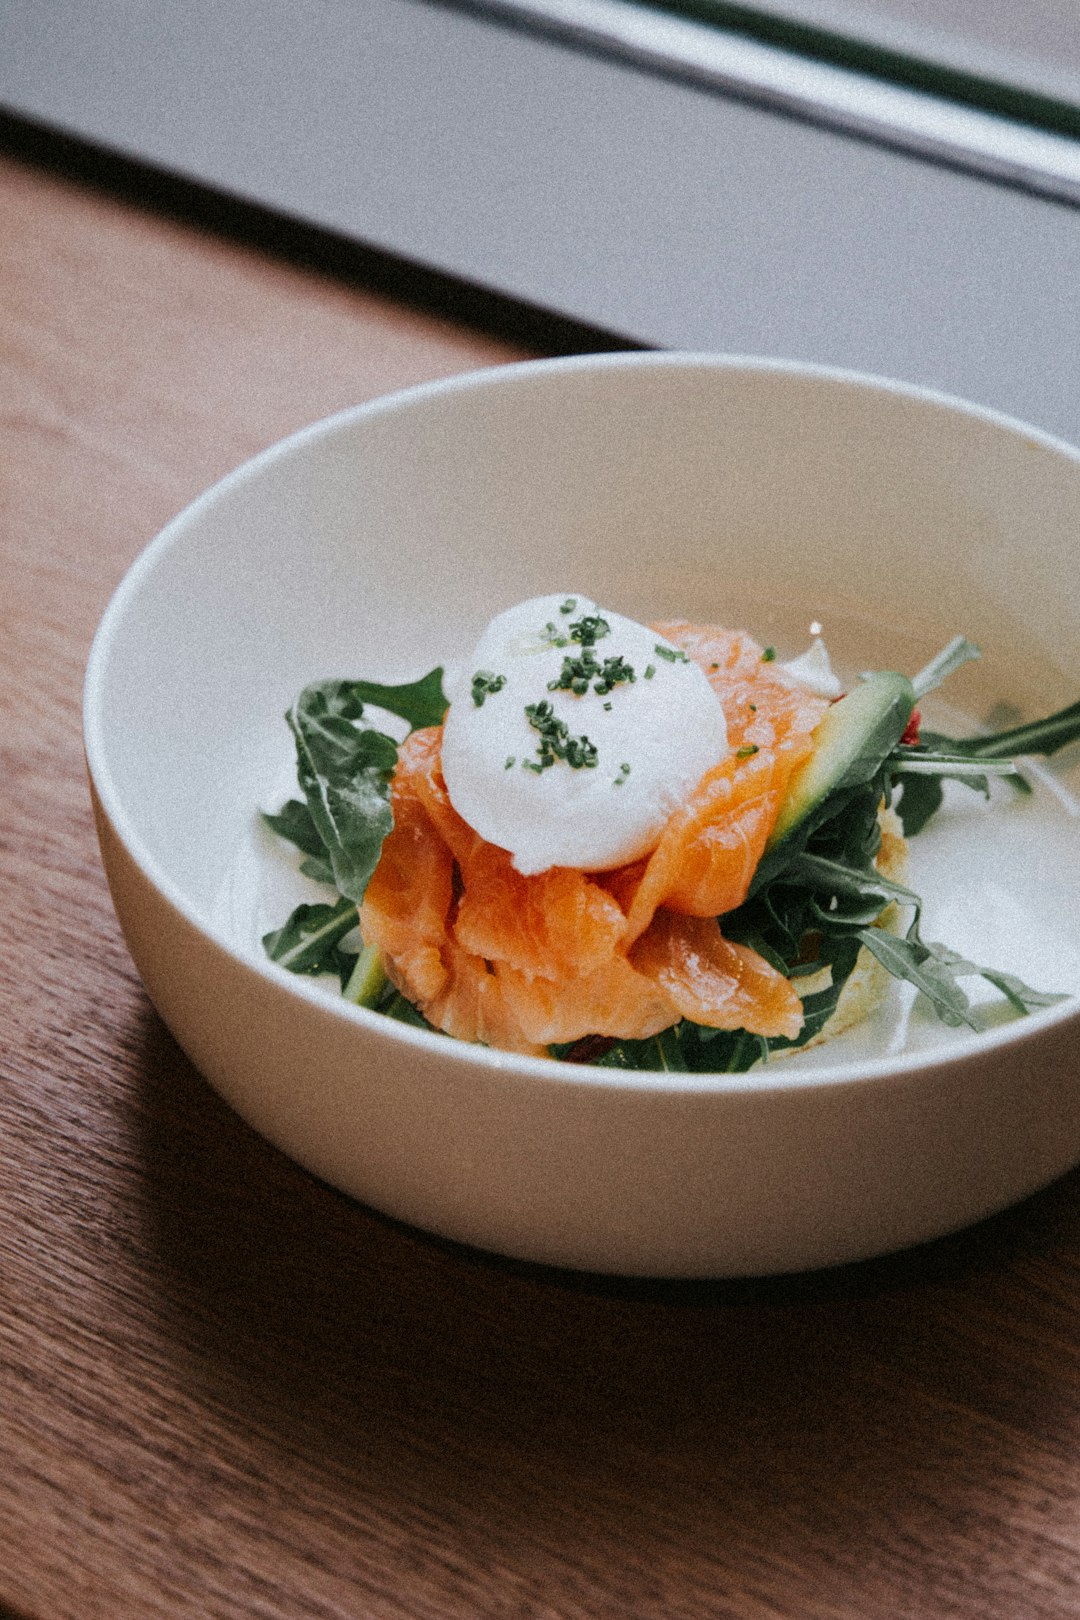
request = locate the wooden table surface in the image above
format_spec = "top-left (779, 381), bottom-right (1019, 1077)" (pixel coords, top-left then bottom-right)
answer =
top-left (6, 130), bottom-right (1080, 1620)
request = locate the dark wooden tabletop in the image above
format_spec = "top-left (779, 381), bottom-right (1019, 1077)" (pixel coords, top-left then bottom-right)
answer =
top-left (5, 134), bottom-right (1080, 1620)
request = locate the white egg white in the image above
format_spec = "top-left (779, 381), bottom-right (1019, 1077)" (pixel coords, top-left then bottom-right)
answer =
top-left (440, 594), bottom-right (729, 874)
top-left (775, 636), bottom-right (844, 698)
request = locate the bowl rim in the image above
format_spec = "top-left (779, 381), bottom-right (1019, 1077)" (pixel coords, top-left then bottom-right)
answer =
top-left (83, 348), bottom-right (1080, 1096)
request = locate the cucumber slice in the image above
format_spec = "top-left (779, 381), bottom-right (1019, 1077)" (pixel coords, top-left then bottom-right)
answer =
top-left (766, 670), bottom-right (916, 851)
top-left (343, 941), bottom-right (388, 1007)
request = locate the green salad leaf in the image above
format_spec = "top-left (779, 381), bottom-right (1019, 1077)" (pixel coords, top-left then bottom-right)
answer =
top-left (262, 798), bottom-right (337, 885)
top-left (261, 669), bottom-right (449, 989)
top-left (910, 635), bottom-right (981, 698)
top-left (288, 685), bottom-right (398, 906)
top-left (279, 672), bottom-right (449, 907)
top-left (262, 896), bottom-right (359, 976)
top-left (891, 695), bottom-right (1080, 836)
top-left (262, 797), bottom-right (326, 859)
top-left (330, 668), bottom-right (450, 732)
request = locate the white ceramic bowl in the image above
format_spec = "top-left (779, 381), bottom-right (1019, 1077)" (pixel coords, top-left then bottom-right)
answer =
top-left (84, 353), bottom-right (1080, 1277)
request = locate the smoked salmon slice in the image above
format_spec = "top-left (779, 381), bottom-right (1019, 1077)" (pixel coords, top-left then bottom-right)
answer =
top-left (616, 624), bottom-right (829, 942)
top-left (359, 623), bottom-right (827, 1056)
top-left (363, 731), bottom-right (545, 1053)
top-left (630, 910), bottom-right (803, 1039)
top-left (497, 953), bottom-right (676, 1048)
top-left (360, 760), bottom-right (455, 1007)
top-left (454, 841), bottom-right (628, 981)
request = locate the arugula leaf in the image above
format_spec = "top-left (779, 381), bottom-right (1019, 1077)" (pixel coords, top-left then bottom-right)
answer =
top-left (770, 936), bottom-right (864, 1048)
top-left (266, 670), bottom-right (449, 909)
top-left (287, 682), bottom-right (400, 905)
top-left (786, 851), bottom-right (917, 910)
top-left (262, 797), bottom-right (327, 859)
top-left (689, 1029), bottom-right (771, 1073)
top-left (911, 635), bottom-right (981, 699)
top-left (261, 798), bottom-right (337, 884)
top-left (890, 773), bottom-right (945, 838)
top-left (976, 966), bottom-right (1069, 1016)
top-left (944, 698), bottom-right (1080, 761)
top-left (856, 930), bottom-right (1067, 1028)
top-left (887, 756), bottom-right (1018, 837)
top-left (262, 897), bottom-right (360, 975)
top-left (263, 670), bottom-right (450, 986)
top-left (890, 694), bottom-right (1080, 836)
top-left (886, 752), bottom-right (1014, 780)
top-left (788, 848), bottom-right (1068, 1031)
top-left (889, 637), bottom-right (1080, 835)
top-left (298, 854), bottom-right (337, 886)
top-left (752, 769), bottom-right (888, 894)
top-left (380, 992), bottom-right (440, 1031)
top-left (855, 929), bottom-right (981, 1028)
top-left (332, 669), bottom-right (449, 731)
top-left (595, 1028), bottom-right (701, 1071)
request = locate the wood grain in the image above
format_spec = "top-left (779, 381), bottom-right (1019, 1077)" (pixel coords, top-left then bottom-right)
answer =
top-left (5, 141), bottom-right (1080, 1620)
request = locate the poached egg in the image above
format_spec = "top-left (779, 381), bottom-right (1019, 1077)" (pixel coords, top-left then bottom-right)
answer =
top-left (440, 594), bottom-right (729, 875)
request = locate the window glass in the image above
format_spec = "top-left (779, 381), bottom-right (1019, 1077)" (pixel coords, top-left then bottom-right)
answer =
top-left (651, 0), bottom-right (1080, 130)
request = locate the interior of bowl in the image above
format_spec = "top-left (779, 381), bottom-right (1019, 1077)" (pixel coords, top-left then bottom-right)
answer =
top-left (85, 353), bottom-right (1080, 1074)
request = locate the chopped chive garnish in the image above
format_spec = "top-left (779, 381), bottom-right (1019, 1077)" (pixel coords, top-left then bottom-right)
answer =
top-left (761, 647), bottom-right (776, 662)
top-left (594, 654), bottom-right (636, 694)
top-left (471, 669), bottom-right (507, 707)
top-left (644, 664), bottom-right (656, 680)
top-left (524, 700), bottom-right (598, 770)
top-left (613, 762), bottom-right (632, 787)
top-left (736, 744), bottom-right (759, 759)
top-left (653, 643), bottom-right (689, 664)
top-left (504, 756), bottom-right (515, 769)
top-left (559, 597), bottom-right (577, 615)
top-left (548, 649), bottom-right (636, 696)
top-left (548, 649), bottom-right (601, 694)
top-left (568, 615), bottom-right (611, 648)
